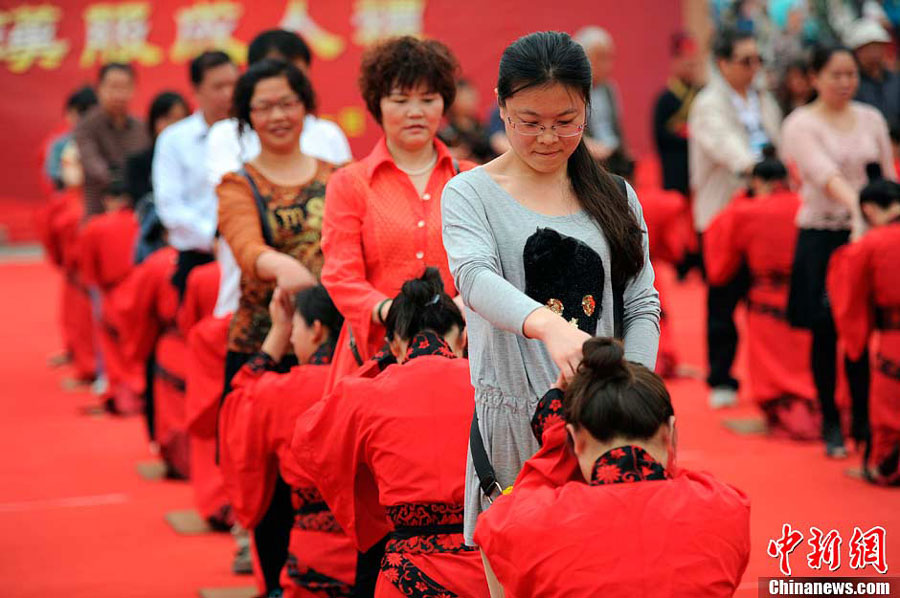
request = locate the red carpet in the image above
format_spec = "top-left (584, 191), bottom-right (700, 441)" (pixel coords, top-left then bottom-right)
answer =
top-left (0, 259), bottom-right (896, 597)
top-left (0, 260), bottom-right (246, 598)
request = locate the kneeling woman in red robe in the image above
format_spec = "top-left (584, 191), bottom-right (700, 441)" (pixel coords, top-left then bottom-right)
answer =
top-left (475, 338), bottom-right (751, 598)
top-left (703, 149), bottom-right (818, 439)
top-left (220, 286), bottom-right (356, 597)
top-left (828, 172), bottom-right (900, 486)
top-left (296, 268), bottom-right (489, 598)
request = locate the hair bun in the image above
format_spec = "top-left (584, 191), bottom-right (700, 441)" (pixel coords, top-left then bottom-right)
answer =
top-left (399, 267), bottom-right (445, 307)
top-left (580, 337), bottom-right (627, 379)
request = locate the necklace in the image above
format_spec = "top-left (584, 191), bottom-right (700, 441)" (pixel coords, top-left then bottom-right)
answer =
top-left (396, 150), bottom-right (438, 176)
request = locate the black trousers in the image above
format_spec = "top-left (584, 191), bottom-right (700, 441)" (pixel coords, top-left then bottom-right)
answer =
top-left (143, 353), bottom-right (156, 441)
top-left (254, 475), bottom-right (294, 594)
top-left (810, 316), bottom-right (871, 441)
top-left (171, 249), bottom-right (214, 301)
top-left (354, 535), bottom-right (388, 597)
top-left (788, 229), bottom-right (871, 443)
top-left (702, 232), bottom-right (750, 389)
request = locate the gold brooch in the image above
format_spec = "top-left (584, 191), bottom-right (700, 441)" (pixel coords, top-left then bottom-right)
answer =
top-left (546, 298), bottom-right (563, 316)
top-left (582, 295), bottom-right (596, 316)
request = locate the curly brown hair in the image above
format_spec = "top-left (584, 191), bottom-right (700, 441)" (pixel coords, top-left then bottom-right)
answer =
top-left (358, 36), bottom-right (459, 124)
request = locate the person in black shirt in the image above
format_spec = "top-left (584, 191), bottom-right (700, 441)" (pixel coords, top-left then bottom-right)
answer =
top-left (653, 32), bottom-right (702, 196)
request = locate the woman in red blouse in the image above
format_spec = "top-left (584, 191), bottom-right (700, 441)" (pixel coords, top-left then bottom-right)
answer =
top-left (322, 36), bottom-right (474, 386)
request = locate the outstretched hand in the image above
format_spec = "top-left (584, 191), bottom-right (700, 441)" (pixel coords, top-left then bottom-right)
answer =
top-left (523, 307), bottom-right (590, 385)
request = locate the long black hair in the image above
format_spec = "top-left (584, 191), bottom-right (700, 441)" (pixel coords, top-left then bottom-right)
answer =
top-left (385, 267), bottom-right (465, 342)
top-left (565, 338), bottom-right (673, 442)
top-left (294, 285), bottom-right (344, 343)
top-left (497, 31), bottom-right (644, 288)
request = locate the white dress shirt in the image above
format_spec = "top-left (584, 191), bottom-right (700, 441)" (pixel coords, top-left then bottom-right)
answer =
top-left (152, 111), bottom-right (218, 252)
top-left (206, 114), bottom-right (353, 317)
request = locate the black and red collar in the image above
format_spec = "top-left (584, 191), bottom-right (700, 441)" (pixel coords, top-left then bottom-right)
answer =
top-left (405, 330), bottom-right (456, 362)
top-left (308, 340), bottom-right (336, 365)
top-left (590, 445), bottom-right (670, 486)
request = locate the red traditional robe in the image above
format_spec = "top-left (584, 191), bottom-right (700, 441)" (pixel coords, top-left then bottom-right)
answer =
top-left (219, 344), bottom-right (355, 597)
top-left (296, 332), bottom-right (490, 598)
top-left (828, 222), bottom-right (900, 485)
top-left (638, 186), bottom-right (692, 377)
top-left (113, 247), bottom-right (178, 367)
top-left (113, 247), bottom-right (190, 472)
top-left (475, 391), bottom-right (751, 598)
top-left (178, 262), bottom-right (221, 336)
top-left (38, 190), bottom-right (95, 380)
top-left (78, 207), bottom-right (142, 408)
top-left (178, 264), bottom-right (228, 521)
top-left (185, 315), bottom-right (232, 522)
top-left (704, 189), bottom-right (817, 438)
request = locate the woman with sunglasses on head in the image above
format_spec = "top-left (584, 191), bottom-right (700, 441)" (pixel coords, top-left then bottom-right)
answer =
top-left (441, 31), bottom-right (660, 544)
top-left (781, 45), bottom-right (896, 458)
top-left (474, 338), bottom-right (751, 598)
top-left (216, 58), bottom-right (333, 598)
top-left (320, 36), bottom-right (475, 390)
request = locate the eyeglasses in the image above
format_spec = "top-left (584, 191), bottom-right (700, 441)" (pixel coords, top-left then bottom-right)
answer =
top-left (250, 97), bottom-right (304, 116)
top-left (506, 116), bottom-right (586, 138)
top-left (733, 54), bottom-right (763, 68)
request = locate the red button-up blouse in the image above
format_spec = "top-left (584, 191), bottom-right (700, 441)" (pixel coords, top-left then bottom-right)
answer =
top-left (321, 137), bottom-right (473, 386)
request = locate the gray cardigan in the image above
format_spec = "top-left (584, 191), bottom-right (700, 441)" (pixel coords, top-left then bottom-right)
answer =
top-left (442, 166), bottom-right (660, 401)
top-left (441, 166), bottom-right (661, 542)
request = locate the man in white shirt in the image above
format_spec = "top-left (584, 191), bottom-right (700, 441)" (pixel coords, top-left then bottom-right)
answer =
top-left (153, 50), bottom-right (239, 298)
top-left (206, 29), bottom-right (352, 319)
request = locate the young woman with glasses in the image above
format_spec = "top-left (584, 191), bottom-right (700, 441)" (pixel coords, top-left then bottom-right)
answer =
top-left (441, 30), bottom-right (660, 544)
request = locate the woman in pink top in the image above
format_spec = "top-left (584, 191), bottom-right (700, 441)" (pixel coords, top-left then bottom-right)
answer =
top-left (780, 45), bottom-right (895, 458)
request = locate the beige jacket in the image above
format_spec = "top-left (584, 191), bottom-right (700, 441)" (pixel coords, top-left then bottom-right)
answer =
top-left (688, 78), bottom-right (782, 231)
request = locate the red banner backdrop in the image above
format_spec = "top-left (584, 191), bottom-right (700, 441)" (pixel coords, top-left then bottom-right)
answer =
top-left (0, 0), bottom-right (681, 214)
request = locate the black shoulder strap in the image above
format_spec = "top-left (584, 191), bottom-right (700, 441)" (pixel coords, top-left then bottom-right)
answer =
top-left (346, 324), bottom-right (365, 367)
top-left (611, 174), bottom-right (627, 340)
top-left (470, 411), bottom-right (501, 502)
top-left (237, 167), bottom-right (274, 247)
top-left (452, 158), bottom-right (460, 175)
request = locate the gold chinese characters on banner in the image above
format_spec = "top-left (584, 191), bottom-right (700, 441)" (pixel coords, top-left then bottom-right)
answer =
top-left (0, 4), bottom-right (68, 73)
top-left (0, 0), bottom-right (428, 79)
top-left (351, 0), bottom-right (425, 46)
top-left (80, 2), bottom-right (163, 67)
top-left (170, 1), bottom-right (246, 64)
top-left (279, 1), bottom-right (345, 60)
